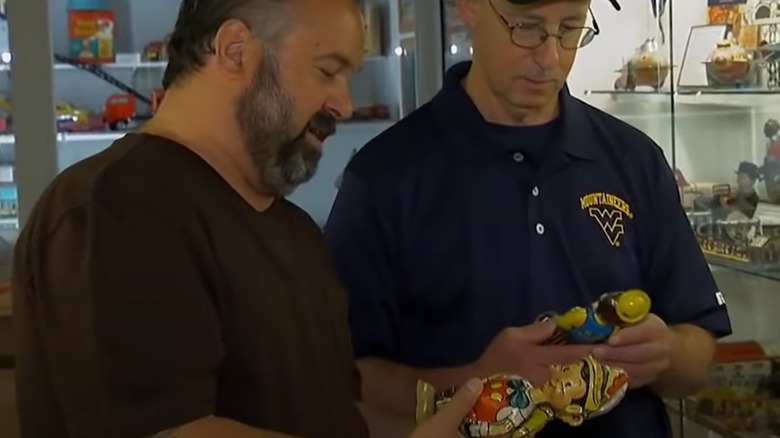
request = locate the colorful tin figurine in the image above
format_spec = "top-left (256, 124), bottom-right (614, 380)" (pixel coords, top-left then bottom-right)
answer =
top-left (415, 355), bottom-right (629, 437)
top-left (540, 289), bottom-right (652, 345)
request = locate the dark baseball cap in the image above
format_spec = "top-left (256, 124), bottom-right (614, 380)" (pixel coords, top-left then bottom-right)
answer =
top-left (507, 0), bottom-right (621, 10)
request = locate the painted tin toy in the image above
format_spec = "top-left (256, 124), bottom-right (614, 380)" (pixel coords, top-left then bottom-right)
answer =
top-left (614, 38), bottom-right (671, 91)
top-left (415, 355), bottom-right (630, 437)
top-left (704, 38), bottom-right (753, 86)
top-left (540, 289), bottom-right (652, 345)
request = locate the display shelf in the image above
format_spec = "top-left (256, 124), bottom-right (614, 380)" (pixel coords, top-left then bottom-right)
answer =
top-left (0, 120), bottom-right (397, 144)
top-left (56, 119), bottom-right (397, 143)
top-left (14, 55), bottom-right (389, 73)
top-left (666, 400), bottom-right (774, 438)
top-left (65, 55), bottom-right (384, 70)
top-left (53, 60), bottom-right (167, 70)
top-left (583, 89), bottom-right (780, 108)
top-left (706, 261), bottom-right (780, 283)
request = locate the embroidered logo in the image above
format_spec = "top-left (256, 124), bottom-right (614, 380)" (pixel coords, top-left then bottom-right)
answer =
top-left (579, 192), bottom-right (634, 247)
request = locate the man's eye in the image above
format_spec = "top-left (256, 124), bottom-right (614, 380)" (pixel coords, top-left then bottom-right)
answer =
top-left (515, 22), bottom-right (542, 29)
top-left (318, 68), bottom-right (337, 78)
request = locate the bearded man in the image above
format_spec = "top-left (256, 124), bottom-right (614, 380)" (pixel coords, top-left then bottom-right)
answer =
top-left (11, 0), bottom-right (482, 437)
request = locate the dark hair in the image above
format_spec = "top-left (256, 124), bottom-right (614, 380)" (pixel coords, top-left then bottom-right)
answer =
top-left (163, 0), bottom-right (295, 89)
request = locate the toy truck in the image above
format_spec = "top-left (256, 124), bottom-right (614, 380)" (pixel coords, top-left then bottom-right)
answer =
top-left (103, 88), bottom-right (165, 130)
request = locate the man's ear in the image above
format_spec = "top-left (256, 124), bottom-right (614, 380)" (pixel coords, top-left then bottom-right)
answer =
top-left (455, 0), bottom-right (479, 28)
top-left (212, 18), bottom-right (255, 78)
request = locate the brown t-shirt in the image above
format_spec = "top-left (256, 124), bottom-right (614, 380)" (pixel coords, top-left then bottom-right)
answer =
top-left (12, 134), bottom-right (368, 438)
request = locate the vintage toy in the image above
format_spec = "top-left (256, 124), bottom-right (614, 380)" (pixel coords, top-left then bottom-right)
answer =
top-left (687, 339), bottom-right (780, 435)
top-left (763, 119), bottom-right (780, 203)
top-left (692, 162), bottom-right (762, 221)
top-left (103, 89), bottom-right (165, 130)
top-left (614, 38), bottom-right (671, 91)
top-left (0, 96), bottom-right (101, 133)
top-left (539, 289), bottom-right (651, 345)
top-left (416, 355), bottom-right (629, 437)
top-left (144, 35), bottom-right (171, 61)
top-left (704, 38), bottom-right (754, 87)
top-left (690, 203), bottom-right (780, 271)
top-left (675, 168), bottom-right (727, 212)
top-left (54, 100), bottom-right (98, 132)
top-left (67, 8), bottom-right (115, 63)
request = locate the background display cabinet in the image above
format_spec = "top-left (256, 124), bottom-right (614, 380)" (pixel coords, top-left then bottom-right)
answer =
top-left (0, 0), bottom-right (446, 229)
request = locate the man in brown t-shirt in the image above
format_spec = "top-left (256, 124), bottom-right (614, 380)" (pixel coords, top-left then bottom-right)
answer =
top-left (11, 0), bottom-right (483, 437)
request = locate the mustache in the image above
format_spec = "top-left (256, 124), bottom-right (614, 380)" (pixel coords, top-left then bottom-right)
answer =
top-left (307, 110), bottom-right (337, 138)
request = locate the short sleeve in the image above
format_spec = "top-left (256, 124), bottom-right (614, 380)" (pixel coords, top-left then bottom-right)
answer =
top-left (13, 197), bottom-right (223, 437)
top-left (645, 150), bottom-right (732, 338)
top-left (324, 169), bottom-right (401, 360)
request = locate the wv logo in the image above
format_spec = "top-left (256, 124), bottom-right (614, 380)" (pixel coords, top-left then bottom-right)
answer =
top-left (588, 208), bottom-right (625, 247)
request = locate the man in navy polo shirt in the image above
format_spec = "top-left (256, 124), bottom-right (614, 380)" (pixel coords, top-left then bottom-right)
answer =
top-left (325, 0), bottom-right (732, 436)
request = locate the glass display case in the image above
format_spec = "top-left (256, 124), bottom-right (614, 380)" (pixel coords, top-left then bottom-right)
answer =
top-left (438, 0), bottom-right (780, 437)
top-left (28, 0), bottom-right (432, 227)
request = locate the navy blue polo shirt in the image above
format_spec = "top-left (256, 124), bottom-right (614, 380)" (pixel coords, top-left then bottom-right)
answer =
top-left (324, 61), bottom-right (732, 438)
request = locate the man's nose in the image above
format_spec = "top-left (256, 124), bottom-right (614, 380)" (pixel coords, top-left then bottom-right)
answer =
top-left (533, 36), bottom-right (561, 68)
top-left (327, 82), bottom-right (354, 121)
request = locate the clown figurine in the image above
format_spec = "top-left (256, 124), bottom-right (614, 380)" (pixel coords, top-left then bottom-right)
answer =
top-left (541, 289), bottom-right (651, 345)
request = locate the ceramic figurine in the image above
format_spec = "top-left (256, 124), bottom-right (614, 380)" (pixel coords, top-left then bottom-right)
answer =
top-left (540, 289), bottom-right (652, 345)
top-left (415, 355), bottom-right (630, 438)
top-left (763, 119), bottom-right (780, 203)
top-left (614, 38), bottom-right (671, 91)
top-left (704, 38), bottom-right (753, 86)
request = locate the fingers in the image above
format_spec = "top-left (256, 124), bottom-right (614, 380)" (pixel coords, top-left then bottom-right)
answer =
top-left (607, 325), bottom-right (647, 346)
top-left (608, 314), bottom-right (666, 346)
top-left (424, 378), bottom-right (483, 429)
top-left (540, 344), bottom-right (595, 364)
top-left (508, 320), bottom-right (558, 343)
top-left (593, 342), bottom-right (666, 364)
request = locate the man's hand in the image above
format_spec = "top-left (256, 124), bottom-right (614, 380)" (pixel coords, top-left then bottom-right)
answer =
top-left (593, 313), bottom-right (674, 389)
top-left (473, 320), bottom-right (594, 386)
top-left (409, 378), bottom-right (482, 438)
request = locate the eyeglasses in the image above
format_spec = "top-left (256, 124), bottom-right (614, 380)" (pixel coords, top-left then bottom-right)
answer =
top-left (487, 0), bottom-right (600, 50)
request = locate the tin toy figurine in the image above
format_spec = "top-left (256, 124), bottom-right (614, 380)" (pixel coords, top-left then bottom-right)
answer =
top-left (539, 289), bottom-right (652, 345)
top-left (415, 355), bottom-right (629, 438)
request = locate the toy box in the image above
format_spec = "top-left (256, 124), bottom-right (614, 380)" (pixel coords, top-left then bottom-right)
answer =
top-left (686, 339), bottom-right (780, 436)
top-left (68, 10), bottom-right (115, 63)
top-left (707, 0), bottom-right (759, 50)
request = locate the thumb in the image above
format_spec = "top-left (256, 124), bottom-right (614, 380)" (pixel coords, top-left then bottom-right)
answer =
top-left (424, 378), bottom-right (483, 429)
top-left (519, 319), bottom-right (558, 343)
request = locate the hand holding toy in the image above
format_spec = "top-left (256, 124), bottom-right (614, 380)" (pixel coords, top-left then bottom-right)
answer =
top-left (415, 355), bottom-right (629, 438)
top-left (540, 289), bottom-right (652, 345)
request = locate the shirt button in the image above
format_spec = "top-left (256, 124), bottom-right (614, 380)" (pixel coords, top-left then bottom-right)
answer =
top-left (536, 223), bottom-right (545, 235)
top-left (532, 186), bottom-right (539, 196)
top-left (512, 152), bottom-right (524, 162)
